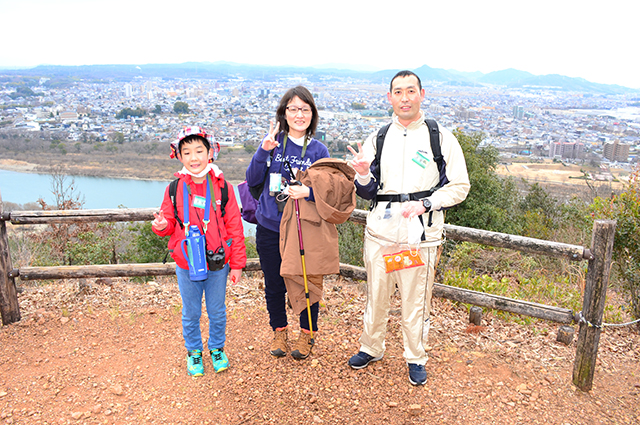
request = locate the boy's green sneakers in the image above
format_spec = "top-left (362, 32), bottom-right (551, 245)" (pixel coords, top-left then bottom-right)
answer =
top-left (186, 350), bottom-right (204, 376)
top-left (210, 349), bottom-right (229, 373)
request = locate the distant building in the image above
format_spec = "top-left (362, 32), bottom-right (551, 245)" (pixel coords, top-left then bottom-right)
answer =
top-left (513, 106), bottom-right (524, 119)
top-left (59, 111), bottom-right (79, 121)
top-left (455, 108), bottom-right (476, 121)
top-left (315, 130), bottom-right (326, 143)
top-left (124, 83), bottom-right (133, 98)
top-left (359, 110), bottom-right (388, 117)
top-left (603, 140), bottom-right (630, 162)
top-left (549, 141), bottom-right (585, 159)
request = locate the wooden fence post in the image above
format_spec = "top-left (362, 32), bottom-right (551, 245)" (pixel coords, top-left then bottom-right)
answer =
top-left (0, 190), bottom-right (21, 325)
top-left (572, 219), bottom-right (616, 391)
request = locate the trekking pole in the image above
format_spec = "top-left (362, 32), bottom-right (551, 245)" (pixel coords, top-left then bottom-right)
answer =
top-left (292, 194), bottom-right (314, 343)
top-left (285, 161), bottom-right (314, 344)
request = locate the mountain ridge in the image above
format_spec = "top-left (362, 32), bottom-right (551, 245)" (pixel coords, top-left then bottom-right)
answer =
top-left (2, 62), bottom-right (637, 95)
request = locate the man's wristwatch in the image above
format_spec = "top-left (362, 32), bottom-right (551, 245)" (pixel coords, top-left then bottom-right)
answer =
top-left (421, 198), bottom-right (432, 213)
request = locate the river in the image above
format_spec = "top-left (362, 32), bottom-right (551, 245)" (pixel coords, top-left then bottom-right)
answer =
top-left (0, 169), bottom-right (256, 235)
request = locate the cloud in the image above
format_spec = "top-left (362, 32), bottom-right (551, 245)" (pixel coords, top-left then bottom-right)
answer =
top-left (1, 0), bottom-right (639, 88)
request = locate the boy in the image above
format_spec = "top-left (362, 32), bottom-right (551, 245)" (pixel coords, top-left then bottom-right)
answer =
top-left (152, 126), bottom-right (246, 376)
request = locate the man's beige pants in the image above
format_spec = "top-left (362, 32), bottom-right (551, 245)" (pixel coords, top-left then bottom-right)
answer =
top-left (359, 233), bottom-right (437, 365)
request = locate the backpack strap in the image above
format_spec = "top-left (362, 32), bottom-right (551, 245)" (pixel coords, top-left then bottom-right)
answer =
top-left (169, 178), bottom-right (183, 229)
top-left (374, 123), bottom-right (392, 191)
top-left (220, 180), bottom-right (229, 217)
top-left (374, 120), bottom-right (444, 187)
top-left (372, 119), bottom-right (449, 210)
top-left (425, 119), bottom-right (448, 187)
top-left (375, 123), bottom-right (391, 169)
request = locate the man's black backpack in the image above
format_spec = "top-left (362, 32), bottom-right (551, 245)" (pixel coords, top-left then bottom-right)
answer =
top-left (372, 118), bottom-right (448, 192)
top-left (168, 178), bottom-right (229, 229)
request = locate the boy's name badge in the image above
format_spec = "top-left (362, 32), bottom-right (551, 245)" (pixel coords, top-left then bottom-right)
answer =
top-left (412, 151), bottom-right (430, 169)
top-left (192, 195), bottom-right (207, 209)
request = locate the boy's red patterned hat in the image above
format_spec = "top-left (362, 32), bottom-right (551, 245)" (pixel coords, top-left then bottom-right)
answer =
top-left (170, 126), bottom-right (220, 161)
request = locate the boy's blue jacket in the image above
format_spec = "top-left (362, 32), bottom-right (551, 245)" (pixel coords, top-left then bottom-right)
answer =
top-left (245, 134), bottom-right (329, 233)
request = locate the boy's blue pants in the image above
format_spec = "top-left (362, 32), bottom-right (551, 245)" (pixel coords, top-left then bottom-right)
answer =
top-left (176, 264), bottom-right (228, 351)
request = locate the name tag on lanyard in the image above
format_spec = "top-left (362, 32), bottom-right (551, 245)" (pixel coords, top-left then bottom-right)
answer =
top-left (192, 195), bottom-right (207, 209)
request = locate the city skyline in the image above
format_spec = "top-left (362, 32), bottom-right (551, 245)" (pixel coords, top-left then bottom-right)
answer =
top-left (1, 0), bottom-right (639, 89)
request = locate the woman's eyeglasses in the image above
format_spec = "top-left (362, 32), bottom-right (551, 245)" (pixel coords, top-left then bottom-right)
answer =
top-left (286, 106), bottom-right (312, 115)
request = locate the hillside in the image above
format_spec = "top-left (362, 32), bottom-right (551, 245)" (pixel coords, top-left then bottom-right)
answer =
top-left (0, 142), bottom-right (253, 184)
top-left (1, 275), bottom-right (638, 424)
top-left (1, 137), bottom-right (639, 423)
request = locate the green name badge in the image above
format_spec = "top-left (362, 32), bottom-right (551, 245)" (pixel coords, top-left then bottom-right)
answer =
top-left (192, 195), bottom-right (207, 209)
top-left (412, 151), bottom-right (430, 169)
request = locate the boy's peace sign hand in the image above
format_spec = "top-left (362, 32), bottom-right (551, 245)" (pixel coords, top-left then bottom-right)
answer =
top-left (347, 142), bottom-right (371, 176)
top-left (152, 210), bottom-right (167, 231)
top-left (261, 120), bottom-right (280, 151)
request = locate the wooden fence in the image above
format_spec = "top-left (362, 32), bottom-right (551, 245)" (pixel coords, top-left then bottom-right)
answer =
top-left (0, 201), bottom-right (615, 392)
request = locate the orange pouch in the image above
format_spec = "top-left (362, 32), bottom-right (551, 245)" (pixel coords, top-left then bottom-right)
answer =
top-left (383, 249), bottom-right (425, 273)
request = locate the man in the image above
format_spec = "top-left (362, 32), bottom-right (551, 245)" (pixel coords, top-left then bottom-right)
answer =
top-left (347, 70), bottom-right (470, 385)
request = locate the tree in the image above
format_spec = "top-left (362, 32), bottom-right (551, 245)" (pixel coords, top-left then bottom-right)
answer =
top-left (446, 130), bottom-right (521, 234)
top-left (32, 167), bottom-right (87, 265)
top-left (48, 166), bottom-right (84, 211)
top-left (590, 170), bottom-right (640, 321)
top-left (115, 107), bottom-right (146, 119)
top-left (153, 105), bottom-right (162, 114)
top-left (9, 86), bottom-right (36, 99)
top-left (173, 101), bottom-right (190, 114)
top-left (111, 132), bottom-right (125, 144)
top-left (518, 182), bottom-right (559, 239)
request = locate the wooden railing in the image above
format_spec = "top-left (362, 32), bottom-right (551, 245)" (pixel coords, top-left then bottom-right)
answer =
top-left (0, 201), bottom-right (615, 392)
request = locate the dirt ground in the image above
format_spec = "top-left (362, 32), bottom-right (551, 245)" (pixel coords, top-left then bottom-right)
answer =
top-left (495, 161), bottom-right (629, 188)
top-left (1, 274), bottom-right (639, 425)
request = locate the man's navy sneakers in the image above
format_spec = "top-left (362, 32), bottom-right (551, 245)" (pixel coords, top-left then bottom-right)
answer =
top-left (408, 363), bottom-right (427, 385)
top-left (347, 351), bottom-right (383, 370)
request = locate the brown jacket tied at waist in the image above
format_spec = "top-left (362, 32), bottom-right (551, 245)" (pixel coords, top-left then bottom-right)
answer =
top-left (279, 158), bottom-right (356, 314)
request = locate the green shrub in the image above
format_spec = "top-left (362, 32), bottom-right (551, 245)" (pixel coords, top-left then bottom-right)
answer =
top-left (66, 223), bottom-right (120, 265)
top-left (125, 222), bottom-right (170, 264)
top-left (337, 221), bottom-right (364, 267)
top-left (245, 236), bottom-right (258, 259)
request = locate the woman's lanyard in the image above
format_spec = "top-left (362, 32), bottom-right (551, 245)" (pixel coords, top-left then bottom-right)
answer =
top-left (279, 132), bottom-right (309, 176)
top-left (182, 175), bottom-right (215, 236)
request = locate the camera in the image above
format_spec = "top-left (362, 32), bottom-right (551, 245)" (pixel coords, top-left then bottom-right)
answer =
top-left (275, 194), bottom-right (287, 212)
top-left (206, 246), bottom-right (226, 271)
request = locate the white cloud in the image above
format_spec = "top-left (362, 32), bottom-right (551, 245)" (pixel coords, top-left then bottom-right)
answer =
top-left (1, 0), bottom-right (639, 88)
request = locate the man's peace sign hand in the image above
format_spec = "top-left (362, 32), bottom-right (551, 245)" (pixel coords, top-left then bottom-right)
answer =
top-left (347, 142), bottom-right (372, 176)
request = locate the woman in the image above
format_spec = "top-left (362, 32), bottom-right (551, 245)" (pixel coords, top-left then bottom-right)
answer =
top-left (245, 86), bottom-right (329, 359)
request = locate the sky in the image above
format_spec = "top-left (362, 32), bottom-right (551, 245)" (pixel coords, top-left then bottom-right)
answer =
top-left (1, 0), bottom-right (639, 89)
